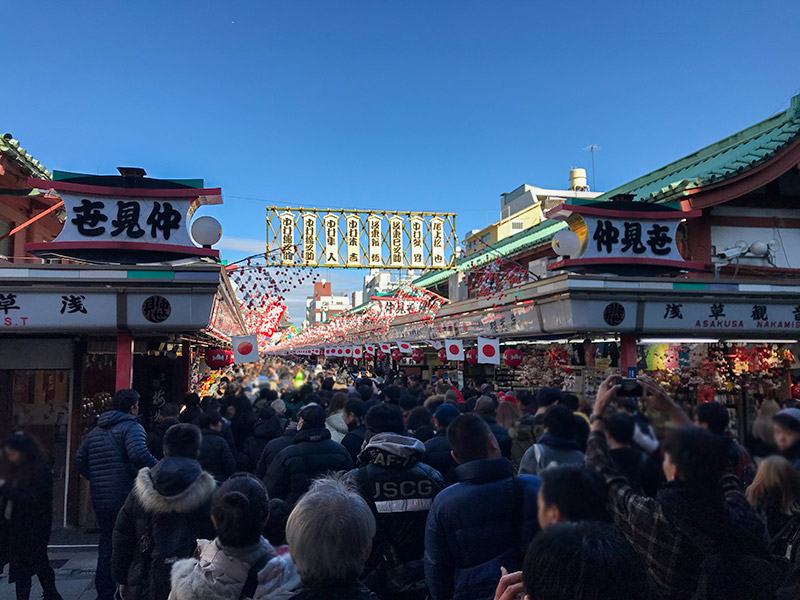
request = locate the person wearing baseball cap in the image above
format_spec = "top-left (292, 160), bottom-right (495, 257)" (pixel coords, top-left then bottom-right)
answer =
top-left (774, 407), bottom-right (800, 471)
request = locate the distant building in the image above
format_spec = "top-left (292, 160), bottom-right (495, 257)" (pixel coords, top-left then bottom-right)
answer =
top-left (464, 169), bottom-right (601, 255)
top-left (305, 279), bottom-right (352, 325)
top-left (362, 269), bottom-right (417, 301)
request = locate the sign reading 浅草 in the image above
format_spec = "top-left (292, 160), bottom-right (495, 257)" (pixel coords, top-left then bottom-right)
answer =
top-left (267, 208), bottom-right (457, 269)
top-left (644, 301), bottom-right (800, 331)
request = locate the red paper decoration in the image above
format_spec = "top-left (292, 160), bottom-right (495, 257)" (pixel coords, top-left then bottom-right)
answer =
top-left (465, 348), bottom-right (478, 365)
top-left (503, 349), bottom-right (523, 368)
top-left (392, 349), bottom-right (403, 362)
top-left (438, 348), bottom-right (448, 362)
top-left (205, 348), bottom-right (233, 369)
top-left (411, 348), bottom-right (424, 363)
top-left (377, 350), bottom-right (387, 361)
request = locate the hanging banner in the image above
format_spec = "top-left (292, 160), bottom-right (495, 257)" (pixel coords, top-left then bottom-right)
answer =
top-left (346, 215), bottom-right (361, 267)
top-left (279, 212), bottom-right (295, 265)
top-left (365, 344), bottom-right (376, 355)
top-left (477, 337), bottom-right (500, 365)
top-left (267, 208), bottom-right (456, 269)
top-left (430, 217), bottom-right (446, 267)
top-left (395, 340), bottom-right (412, 354)
top-left (379, 342), bottom-right (392, 353)
top-left (302, 213), bottom-right (316, 265)
top-left (445, 339), bottom-right (464, 361)
top-left (368, 215), bottom-right (382, 267)
top-left (389, 216), bottom-right (404, 267)
top-left (426, 339), bottom-right (444, 350)
top-left (353, 346), bottom-right (364, 359)
top-left (410, 217), bottom-right (425, 268)
top-left (324, 214), bottom-right (339, 266)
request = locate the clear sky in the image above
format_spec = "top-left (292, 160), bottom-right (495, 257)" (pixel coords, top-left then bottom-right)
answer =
top-left (4, 0), bottom-right (799, 321)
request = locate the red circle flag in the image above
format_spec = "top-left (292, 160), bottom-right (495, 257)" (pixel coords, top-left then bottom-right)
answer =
top-left (448, 344), bottom-right (459, 355)
top-left (482, 345), bottom-right (496, 357)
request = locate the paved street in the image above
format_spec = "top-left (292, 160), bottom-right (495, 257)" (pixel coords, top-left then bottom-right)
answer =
top-left (0, 530), bottom-right (99, 600)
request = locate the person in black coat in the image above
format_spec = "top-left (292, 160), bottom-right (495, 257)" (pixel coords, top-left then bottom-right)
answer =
top-left (341, 397), bottom-right (368, 465)
top-left (197, 412), bottom-right (236, 484)
top-left (265, 405), bottom-right (353, 505)
top-left (112, 424), bottom-right (216, 600)
top-left (147, 403), bottom-right (180, 461)
top-left (179, 393), bottom-right (203, 425)
top-left (423, 404), bottom-right (460, 485)
top-left (74, 389), bottom-right (157, 600)
top-left (346, 405), bottom-right (444, 600)
top-left (238, 406), bottom-right (284, 473)
top-left (228, 394), bottom-right (257, 454)
top-left (256, 422), bottom-right (297, 481)
top-left (0, 433), bottom-right (63, 600)
top-left (474, 397), bottom-right (512, 459)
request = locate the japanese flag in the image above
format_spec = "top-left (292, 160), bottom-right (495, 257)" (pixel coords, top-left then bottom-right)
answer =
top-left (379, 343), bottom-right (392, 353)
top-left (365, 344), bottom-right (376, 355)
top-left (445, 339), bottom-right (464, 361)
top-left (478, 337), bottom-right (500, 365)
top-left (427, 340), bottom-right (444, 350)
top-left (353, 346), bottom-right (363, 358)
top-left (232, 334), bottom-right (259, 364)
top-left (344, 346), bottom-right (353, 357)
top-left (336, 347), bottom-right (345, 356)
top-left (395, 341), bottom-right (412, 354)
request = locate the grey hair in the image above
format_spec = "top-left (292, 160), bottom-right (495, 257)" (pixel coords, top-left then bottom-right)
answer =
top-left (271, 399), bottom-right (286, 416)
top-left (286, 475), bottom-right (376, 586)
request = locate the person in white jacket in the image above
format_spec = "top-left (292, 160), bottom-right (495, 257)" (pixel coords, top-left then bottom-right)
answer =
top-left (169, 475), bottom-right (299, 600)
top-left (325, 393), bottom-right (349, 444)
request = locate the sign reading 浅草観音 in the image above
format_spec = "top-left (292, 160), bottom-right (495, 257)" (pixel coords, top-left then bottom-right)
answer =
top-left (57, 193), bottom-right (194, 246)
top-left (644, 301), bottom-right (800, 331)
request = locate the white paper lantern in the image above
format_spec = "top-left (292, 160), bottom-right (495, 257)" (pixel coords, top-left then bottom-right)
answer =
top-left (191, 216), bottom-right (222, 247)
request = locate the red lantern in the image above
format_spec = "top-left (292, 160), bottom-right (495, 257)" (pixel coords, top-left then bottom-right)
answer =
top-left (392, 349), bottom-right (403, 361)
top-left (465, 348), bottom-right (479, 365)
top-left (205, 348), bottom-right (233, 369)
top-left (411, 348), bottom-right (424, 363)
top-left (503, 349), bottom-right (523, 368)
top-left (792, 383), bottom-right (800, 399)
top-left (438, 348), bottom-right (448, 362)
top-left (377, 350), bottom-right (387, 361)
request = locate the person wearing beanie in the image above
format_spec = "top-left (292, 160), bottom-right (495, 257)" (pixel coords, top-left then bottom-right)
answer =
top-left (774, 407), bottom-right (800, 471)
top-left (424, 404), bottom-right (460, 484)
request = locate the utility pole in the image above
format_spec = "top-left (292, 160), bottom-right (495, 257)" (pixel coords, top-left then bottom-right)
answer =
top-left (584, 144), bottom-right (601, 191)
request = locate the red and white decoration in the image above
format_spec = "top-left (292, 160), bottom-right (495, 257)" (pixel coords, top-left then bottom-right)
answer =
top-left (477, 337), bottom-right (500, 365)
top-left (426, 340), bottom-right (444, 350)
top-left (445, 339), bottom-right (464, 361)
top-left (353, 346), bottom-right (363, 359)
top-left (395, 340), bottom-right (412, 354)
top-left (232, 334), bottom-right (259, 364)
top-left (411, 348), bottom-right (424, 363)
top-left (379, 342), bottom-right (392, 353)
top-left (365, 344), bottom-right (376, 355)
top-left (392, 349), bottom-right (403, 361)
top-left (503, 348), bottom-right (523, 368)
top-left (465, 348), bottom-right (479, 365)
top-left (205, 348), bottom-right (233, 369)
top-left (343, 346), bottom-right (353, 357)
top-left (438, 348), bottom-right (448, 362)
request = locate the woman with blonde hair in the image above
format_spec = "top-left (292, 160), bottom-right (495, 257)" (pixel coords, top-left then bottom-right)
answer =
top-left (746, 455), bottom-right (800, 560)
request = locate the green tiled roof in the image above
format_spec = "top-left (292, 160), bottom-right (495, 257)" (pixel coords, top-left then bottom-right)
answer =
top-left (412, 219), bottom-right (567, 289)
top-left (0, 134), bottom-right (51, 179)
top-left (596, 95), bottom-right (800, 204)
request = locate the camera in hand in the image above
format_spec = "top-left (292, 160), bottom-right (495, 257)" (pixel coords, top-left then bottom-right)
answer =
top-left (618, 378), bottom-right (643, 397)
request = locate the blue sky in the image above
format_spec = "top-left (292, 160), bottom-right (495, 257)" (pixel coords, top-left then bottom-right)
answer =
top-left (4, 1), bottom-right (799, 321)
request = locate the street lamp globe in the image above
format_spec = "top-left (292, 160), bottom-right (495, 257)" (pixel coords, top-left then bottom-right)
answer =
top-left (191, 216), bottom-right (222, 247)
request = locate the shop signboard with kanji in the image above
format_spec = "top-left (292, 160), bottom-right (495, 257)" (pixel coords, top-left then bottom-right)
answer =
top-left (644, 301), bottom-right (800, 332)
top-left (25, 178), bottom-right (222, 263)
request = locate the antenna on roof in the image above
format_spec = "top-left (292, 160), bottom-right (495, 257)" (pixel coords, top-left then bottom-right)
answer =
top-left (584, 144), bottom-right (601, 192)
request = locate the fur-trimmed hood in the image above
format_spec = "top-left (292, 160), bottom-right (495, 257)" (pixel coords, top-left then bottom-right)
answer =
top-left (134, 456), bottom-right (216, 514)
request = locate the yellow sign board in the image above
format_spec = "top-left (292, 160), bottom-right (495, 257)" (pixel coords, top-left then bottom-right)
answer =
top-left (267, 207), bottom-right (457, 269)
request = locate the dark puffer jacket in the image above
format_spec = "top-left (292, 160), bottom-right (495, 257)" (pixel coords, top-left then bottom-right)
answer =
top-left (111, 457), bottom-right (216, 600)
top-left (256, 427), bottom-right (297, 480)
top-left (265, 426), bottom-right (353, 505)
top-left (424, 458), bottom-right (541, 600)
top-left (342, 422), bottom-right (367, 465)
top-left (74, 410), bottom-right (157, 513)
top-left (147, 418), bottom-right (180, 461)
top-left (347, 433), bottom-right (445, 600)
top-left (423, 431), bottom-right (458, 485)
top-left (479, 415), bottom-right (512, 459)
top-left (238, 415), bottom-right (284, 473)
top-left (198, 429), bottom-right (236, 484)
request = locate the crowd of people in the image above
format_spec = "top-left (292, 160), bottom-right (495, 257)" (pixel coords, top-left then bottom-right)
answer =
top-left (3, 358), bottom-right (800, 600)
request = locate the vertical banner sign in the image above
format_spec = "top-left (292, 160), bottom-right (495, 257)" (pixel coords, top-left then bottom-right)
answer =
top-left (389, 216), bottom-right (404, 267)
top-left (430, 217), bottom-right (445, 267)
top-left (302, 213), bottom-right (316, 265)
top-left (368, 215), bottom-right (382, 267)
top-left (346, 215), bottom-right (361, 266)
top-left (280, 212), bottom-right (295, 265)
top-left (410, 217), bottom-right (425, 268)
top-left (324, 214), bottom-right (339, 265)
